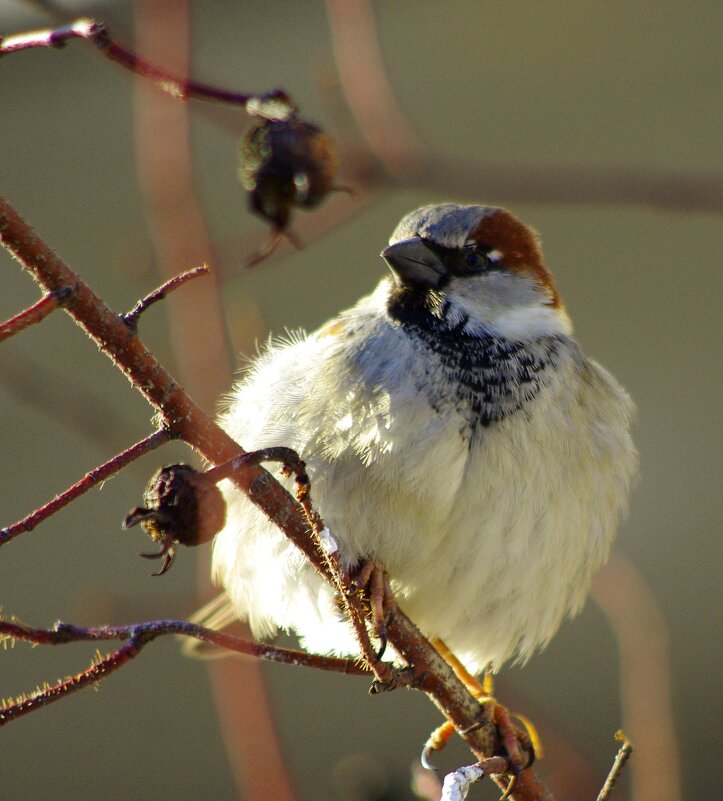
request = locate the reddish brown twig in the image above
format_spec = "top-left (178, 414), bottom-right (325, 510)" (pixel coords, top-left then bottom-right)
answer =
top-left (596, 732), bottom-right (633, 801)
top-left (122, 265), bottom-right (209, 332)
top-left (0, 617), bottom-right (369, 727)
top-left (0, 428), bottom-right (171, 546)
top-left (0, 286), bottom-right (73, 342)
top-left (0, 18), bottom-right (294, 119)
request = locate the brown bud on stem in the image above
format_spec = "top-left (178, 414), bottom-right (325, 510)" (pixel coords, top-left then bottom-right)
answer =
top-left (124, 464), bottom-right (226, 575)
top-left (239, 116), bottom-right (343, 264)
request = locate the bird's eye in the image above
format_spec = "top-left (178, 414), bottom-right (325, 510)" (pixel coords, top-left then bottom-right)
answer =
top-left (461, 247), bottom-right (488, 272)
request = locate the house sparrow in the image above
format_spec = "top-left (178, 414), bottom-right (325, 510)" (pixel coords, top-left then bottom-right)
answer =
top-left (209, 203), bottom-right (637, 675)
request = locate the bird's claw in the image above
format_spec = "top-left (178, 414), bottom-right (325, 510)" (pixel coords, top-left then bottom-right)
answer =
top-left (369, 666), bottom-right (414, 695)
top-left (499, 773), bottom-right (517, 801)
top-left (346, 559), bottom-right (392, 659)
top-left (374, 630), bottom-right (387, 661)
top-left (420, 742), bottom-right (438, 772)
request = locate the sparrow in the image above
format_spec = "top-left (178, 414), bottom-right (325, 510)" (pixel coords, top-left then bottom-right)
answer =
top-left (208, 203), bottom-right (637, 676)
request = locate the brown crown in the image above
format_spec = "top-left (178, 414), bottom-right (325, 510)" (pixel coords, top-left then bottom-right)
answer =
top-left (472, 209), bottom-right (561, 307)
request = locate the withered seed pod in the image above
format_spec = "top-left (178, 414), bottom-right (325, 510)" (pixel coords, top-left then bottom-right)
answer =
top-left (239, 116), bottom-right (340, 232)
top-left (124, 464), bottom-right (226, 575)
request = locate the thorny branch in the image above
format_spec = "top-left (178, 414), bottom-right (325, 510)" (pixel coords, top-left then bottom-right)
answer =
top-left (0, 429), bottom-right (171, 546)
top-left (0, 196), bottom-right (326, 573)
top-left (0, 196), bottom-right (550, 800)
top-left (121, 264), bottom-right (209, 332)
top-left (0, 268), bottom-right (207, 544)
top-left (0, 617), bottom-right (369, 726)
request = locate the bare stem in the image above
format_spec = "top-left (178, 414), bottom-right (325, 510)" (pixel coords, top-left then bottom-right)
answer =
top-left (0, 617), bottom-right (369, 726)
top-left (0, 286), bottom-right (73, 342)
top-left (0, 428), bottom-right (171, 546)
top-left (122, 264), bottom-right (209, 332)
top-left (596, 732), bottom-right (633, 801)
top-left (0, 18), bottom-right (295, 119)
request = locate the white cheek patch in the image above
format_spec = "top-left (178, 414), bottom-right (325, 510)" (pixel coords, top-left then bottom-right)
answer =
top-left (491, 305), bottom-right (573, 339)
top-left (446, 273), bottom-right (572, 339)
top-left (487, 249), bottom-right (503, 263)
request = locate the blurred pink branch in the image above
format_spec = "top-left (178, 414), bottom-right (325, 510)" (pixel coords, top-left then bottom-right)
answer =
top-left (132, 2), bottom-right (234, 410)
top-left (131, 4), bottom-right (295, 800)
top-left (324, 0), bottom-right (722, 215)
top-left (592, 553), bottom-right (681, 801)
top-left (325, 0), bottom-right (428, 177)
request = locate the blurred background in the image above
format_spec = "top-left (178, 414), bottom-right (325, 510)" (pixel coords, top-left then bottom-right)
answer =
top-left (0, 1), bottom-right (720, 800)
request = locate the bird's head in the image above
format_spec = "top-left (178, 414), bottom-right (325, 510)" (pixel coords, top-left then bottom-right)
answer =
top-left (382, 204), bottom-right (572, 340)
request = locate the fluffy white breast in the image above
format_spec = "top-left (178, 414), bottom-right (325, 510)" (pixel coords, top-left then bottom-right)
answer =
top-left (212, 279), bottom-right (636, 672)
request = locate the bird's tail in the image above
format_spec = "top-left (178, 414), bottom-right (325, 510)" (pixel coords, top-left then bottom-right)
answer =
top-left (181, 591), bottom-right (240, 659)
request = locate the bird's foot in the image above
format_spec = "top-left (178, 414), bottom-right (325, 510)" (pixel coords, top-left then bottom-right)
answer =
top-left (346, 559), bottom-right (393, 660)
top-left (422, 639), bottom-right (538, 796)
top-left (421, 698), bottom-right (536, 798)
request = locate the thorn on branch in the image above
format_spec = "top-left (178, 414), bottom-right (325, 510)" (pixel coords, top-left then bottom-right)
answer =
top-left (122, 265), bottom-right (209, 333)
top-left (0, 285), bottom-right (74, 343)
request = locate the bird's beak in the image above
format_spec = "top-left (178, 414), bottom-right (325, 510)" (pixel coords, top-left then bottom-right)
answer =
top-left (381, 237), bottom-right (446, 289)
